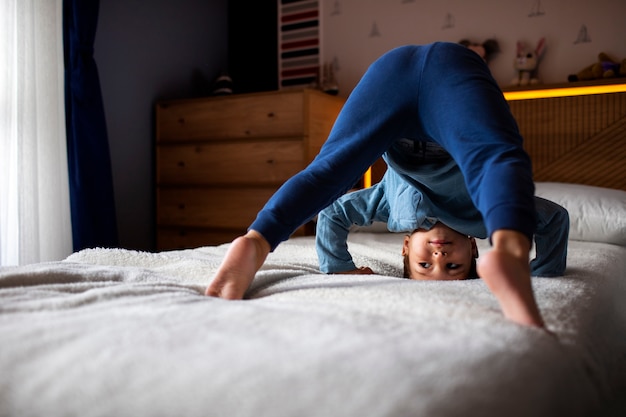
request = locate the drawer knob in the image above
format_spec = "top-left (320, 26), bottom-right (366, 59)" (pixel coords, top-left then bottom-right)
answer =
top-left (178, 203), bottom-right (185, 210)
top-left (177, 161), bottom-right (185, 167)
top-left (267, 112), bottom-right (275, 118)
top-left (266, 159), bottom-right (274, 164)
top-left (178, 117), bottom-right (185, 125)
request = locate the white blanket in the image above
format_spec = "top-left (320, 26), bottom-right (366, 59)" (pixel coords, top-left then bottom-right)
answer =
top-left (1, 234), bottom-right (625, 417)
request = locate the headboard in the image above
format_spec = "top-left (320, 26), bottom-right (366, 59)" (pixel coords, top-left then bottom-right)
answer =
top-left (366, 81), bottom-right (626, 191)
top-left (503, 81), bottom-right (626, 190)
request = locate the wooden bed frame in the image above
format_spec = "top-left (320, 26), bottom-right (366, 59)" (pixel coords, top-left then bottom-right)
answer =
top-left (504, 81), bottom-right (626, 190)
top-left (368, 81), bottom-right (626, 190)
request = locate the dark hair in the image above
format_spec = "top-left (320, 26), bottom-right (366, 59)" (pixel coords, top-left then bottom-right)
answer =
top-left (403, 254), bottom-right (411, 279)
top-left (402, 255), bottom-right (479, 280)
top-left (466, 258), bottom-right (479, 279)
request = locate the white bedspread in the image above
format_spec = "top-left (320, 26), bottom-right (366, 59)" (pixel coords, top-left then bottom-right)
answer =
top-left (1, 234), bottom-right (625, 417)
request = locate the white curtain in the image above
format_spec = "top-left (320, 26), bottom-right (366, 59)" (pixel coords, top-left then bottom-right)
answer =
top-left (0, 0), bottom-right (73, 266)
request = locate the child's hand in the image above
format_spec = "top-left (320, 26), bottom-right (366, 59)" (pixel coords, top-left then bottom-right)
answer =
top-left (335, 266), bottom-right (375, 275)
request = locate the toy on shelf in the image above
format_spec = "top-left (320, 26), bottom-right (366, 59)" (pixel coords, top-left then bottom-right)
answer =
top-left (320, 62), bottom-right (339, 96)
top-left (567, 52), bottom-right (626, 82)
top-left (510, 38), bottom-right (546, 86)
top-left (458, 38), bottom-right (501, 64)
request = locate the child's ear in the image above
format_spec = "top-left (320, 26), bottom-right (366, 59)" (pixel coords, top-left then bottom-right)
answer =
top-left (469, 237), bottom-right (479, 259)
top-left (402, 235), bottom-right (410, 256)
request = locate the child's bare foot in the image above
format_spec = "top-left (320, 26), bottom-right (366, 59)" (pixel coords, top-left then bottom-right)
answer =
top-left (478, 231), bottom-right (545, 328)
top-left (206, 231), bottom-right (270, 299)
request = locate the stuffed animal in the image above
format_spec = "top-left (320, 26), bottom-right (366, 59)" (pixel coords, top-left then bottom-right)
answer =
top-left (510, 38), bottom-right (546, 86)
top-left (459, 38), bottom-right (500, 64)
top-left (567, 52), bottom-right (626, 82)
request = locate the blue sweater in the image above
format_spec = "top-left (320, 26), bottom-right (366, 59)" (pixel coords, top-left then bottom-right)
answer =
top-left (249, 42), bottom-right (536, 253)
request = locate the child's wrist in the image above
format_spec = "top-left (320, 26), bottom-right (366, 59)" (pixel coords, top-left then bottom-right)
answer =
top-left (244, 230), bottom-right (271, 268)
top-left (491, 229), bottom-right (531, 260)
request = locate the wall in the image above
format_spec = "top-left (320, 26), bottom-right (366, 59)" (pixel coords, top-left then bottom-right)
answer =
top-left (321, 0), bottom-right (626, 94)
top-left (95, 0), bottom-right (228, 251)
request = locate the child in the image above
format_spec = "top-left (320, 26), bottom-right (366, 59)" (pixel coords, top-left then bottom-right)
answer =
top-left (315, 158), bottom-right (569, 280)
top-left (206, 42), bottom-right (567, 329)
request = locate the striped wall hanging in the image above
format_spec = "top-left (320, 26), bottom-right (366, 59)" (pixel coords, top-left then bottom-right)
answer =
top-left (278, 0), bottom-right (320, 89)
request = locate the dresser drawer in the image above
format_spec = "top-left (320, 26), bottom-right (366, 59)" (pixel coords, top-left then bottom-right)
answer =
top-left (157, 92), bottom-right (304, 142)
top-left (157, 187), bottom-right (275, 228)
top-left (157, 140), bottom-right (305, 185)
top-left (156, 223), bottom-right (309, 251)
top-left (156, 227), bottom-right (243, 250)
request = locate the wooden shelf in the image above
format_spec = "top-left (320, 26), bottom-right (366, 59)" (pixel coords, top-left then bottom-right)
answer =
top-left (501, 78), bottom-right (626, 92)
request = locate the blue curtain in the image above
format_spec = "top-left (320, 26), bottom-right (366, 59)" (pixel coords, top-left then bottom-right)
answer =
top-left (63, 0), bottom-right (118, 251)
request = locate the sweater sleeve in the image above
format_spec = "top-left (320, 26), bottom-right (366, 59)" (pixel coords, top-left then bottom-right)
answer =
top-left (416, 43), bottom-right (537, 241)
top-left (250, 42), bottom-right (537, 250)
top-left (315, 185), bottom-right (389, 273)
top-left (249, 46), bottom-right (425, 250)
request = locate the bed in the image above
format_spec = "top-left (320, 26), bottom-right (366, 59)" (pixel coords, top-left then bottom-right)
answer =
top-left (1, 181), bottom-right (625, 417)
top-left (3, 82), bottom-right (626, 416)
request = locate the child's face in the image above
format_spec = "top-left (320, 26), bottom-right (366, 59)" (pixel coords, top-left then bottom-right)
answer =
top-left (402, 222), bottom-right (478, 280)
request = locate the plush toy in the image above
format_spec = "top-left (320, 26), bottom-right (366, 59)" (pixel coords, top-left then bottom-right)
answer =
top-left (510, 38), bottom-right (546, 86)
top-left (459, 38), bottom-right (501, 64)
top-left (567, 53), bottom-right (626, 82)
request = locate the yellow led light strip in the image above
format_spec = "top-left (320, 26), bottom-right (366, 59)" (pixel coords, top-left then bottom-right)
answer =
top-left (503, 83), bottom-right (626, 100)
top-left (363, 167), bottom-right (372, 188)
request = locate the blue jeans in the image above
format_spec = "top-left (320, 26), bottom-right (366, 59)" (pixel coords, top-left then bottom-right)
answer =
top-left (531, 196), bottom-right (569, 277)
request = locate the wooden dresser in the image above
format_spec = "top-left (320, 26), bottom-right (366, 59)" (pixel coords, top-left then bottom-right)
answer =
top-left (155, 89), bottom-right (345, 250)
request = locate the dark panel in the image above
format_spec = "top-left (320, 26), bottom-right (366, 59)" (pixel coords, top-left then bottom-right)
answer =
top-left (228, 0), bottom-right (278, 93)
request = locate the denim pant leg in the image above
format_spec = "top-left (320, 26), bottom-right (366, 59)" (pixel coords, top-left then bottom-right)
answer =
top-left (530, 196), bottom-right (570, 277)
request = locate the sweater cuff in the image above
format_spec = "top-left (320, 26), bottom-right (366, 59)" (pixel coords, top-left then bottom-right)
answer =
top-left (484, 204), bottom-right (536, 243)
